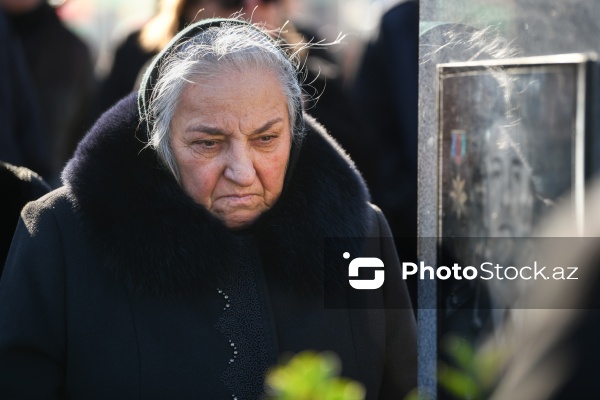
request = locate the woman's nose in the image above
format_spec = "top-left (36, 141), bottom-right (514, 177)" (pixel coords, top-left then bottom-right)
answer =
top-left (224, 147), bottom-right (256, 186)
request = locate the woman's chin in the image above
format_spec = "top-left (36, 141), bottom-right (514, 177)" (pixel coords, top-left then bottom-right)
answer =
top-left (217, 211), bottom-right (260, 230)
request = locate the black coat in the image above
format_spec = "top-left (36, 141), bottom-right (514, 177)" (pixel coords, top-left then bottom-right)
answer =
top-left (0, 92), bottom-right (416, 399)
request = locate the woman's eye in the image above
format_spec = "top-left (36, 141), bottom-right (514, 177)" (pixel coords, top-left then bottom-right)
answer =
top-left (257, 135), bottom-right (275, 144)
top-left (194, 140), bottom-right (218, 149)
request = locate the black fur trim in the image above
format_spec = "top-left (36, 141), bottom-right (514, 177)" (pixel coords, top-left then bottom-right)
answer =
top-left (62, 94), bottom-right (371, 297)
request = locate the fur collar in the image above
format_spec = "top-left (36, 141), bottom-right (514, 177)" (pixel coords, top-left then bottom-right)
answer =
top-left (62, 94), bottom-right (371, 297)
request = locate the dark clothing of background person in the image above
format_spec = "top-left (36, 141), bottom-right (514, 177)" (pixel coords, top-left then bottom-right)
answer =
top-left (0, 162), bottom-right (50, 273)
top-left (0, 9), bottom-right (51, 180)
top-left (94, 29), bottom-right (155, 115)
top-left (0, 93), bottom-right (417, 399)
top-left (296, 24), bottom-right (384, 194)
top-left (6, 2), bottom-right (96, 187)
top-left (352, 0), bottom-right (419, 309)
top-left (96, 24), bottom-right (383, 193)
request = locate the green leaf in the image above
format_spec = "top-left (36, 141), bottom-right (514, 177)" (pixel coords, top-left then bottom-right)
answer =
top-left (264, 351), bottom-right (366, 400)
top-left (441, 335), bottom-right (477, 373)
top-left (438, 363), bottom-right (481, 399)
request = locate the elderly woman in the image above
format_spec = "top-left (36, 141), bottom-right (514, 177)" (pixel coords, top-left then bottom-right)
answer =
top-left (0, 19), bottom-right (416, 399)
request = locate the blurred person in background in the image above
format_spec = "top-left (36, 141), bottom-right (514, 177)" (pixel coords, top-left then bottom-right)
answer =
top-left (97, 0), bottom-right (382, 195)
top-left (0, 7), bottom-right (51, 180)
top-left (0, 8), bottom-right (52, 272)
top-left (94, 0), bottom-right (204, 114)
top-left (1, 0), bottom-right (96, 187)
top-left (352, 0), bottom-right (419, 309)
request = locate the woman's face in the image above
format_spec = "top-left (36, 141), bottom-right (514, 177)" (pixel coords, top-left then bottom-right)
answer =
top-left (170, 67), bottom-right (292, 229)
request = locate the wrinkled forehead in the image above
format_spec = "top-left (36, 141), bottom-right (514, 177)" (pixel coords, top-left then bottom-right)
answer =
top-left (175, 67), bottom-right (289, 117)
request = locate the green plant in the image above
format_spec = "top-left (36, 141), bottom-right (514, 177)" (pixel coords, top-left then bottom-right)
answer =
top-left (264, 350), bottom-right (365, 400)
top-left (438, 335), bottom-right (506, 400)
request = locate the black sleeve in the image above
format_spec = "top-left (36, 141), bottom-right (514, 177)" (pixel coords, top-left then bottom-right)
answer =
top-left (0, 201), bottom-right (67, 399)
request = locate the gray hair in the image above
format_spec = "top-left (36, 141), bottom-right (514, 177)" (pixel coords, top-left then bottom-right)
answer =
top-left (144, 21), bottom-right (305, 182)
